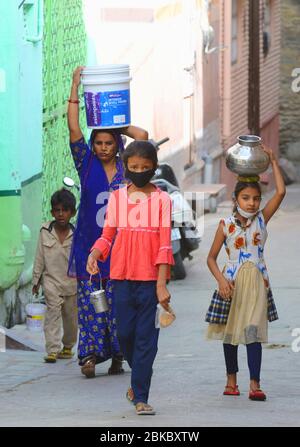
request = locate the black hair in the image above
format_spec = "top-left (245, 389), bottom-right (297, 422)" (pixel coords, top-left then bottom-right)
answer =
top-left (122, 140), bottom-right (158, 169)
top-left (51, 188), bottom-right (76, 213)
top-left (233, 181), bottom-right (262, 213)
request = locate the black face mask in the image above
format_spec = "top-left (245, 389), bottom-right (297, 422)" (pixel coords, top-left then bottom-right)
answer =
top-left (125, 168), bottom-right (156, 188)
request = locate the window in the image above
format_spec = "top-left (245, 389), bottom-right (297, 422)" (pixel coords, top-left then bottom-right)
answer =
top-left (263, 0), bottom-right (272, 57)
top-left (231, 0), bottom-right (238, 65)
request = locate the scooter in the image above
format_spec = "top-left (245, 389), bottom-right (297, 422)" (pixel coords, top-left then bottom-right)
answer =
top-left (63, 176), bottom-right (80, 192)
top-left (150, 138), bottom-right (201, 280)
top-left (63, 177), bottom-right (81, 212)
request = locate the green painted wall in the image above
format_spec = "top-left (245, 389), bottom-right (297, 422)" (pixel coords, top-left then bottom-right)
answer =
top-left (0, 0), bottom-right (44, 326)
top-left (42, 0), bottom-right (87, 220)
top-left (0, 0), bottom-right (87, 327)
top-left (20, 0), bottom-right (43, 278)
top-left (0, 1), bottom-right (25, 292)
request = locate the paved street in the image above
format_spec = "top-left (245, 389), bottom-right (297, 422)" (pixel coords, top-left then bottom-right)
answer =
top-left (0, 185), bottom-right (300, 427)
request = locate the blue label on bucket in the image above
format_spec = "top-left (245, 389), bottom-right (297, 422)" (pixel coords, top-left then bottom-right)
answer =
top-left (84, 89), bottom-right (131, 128)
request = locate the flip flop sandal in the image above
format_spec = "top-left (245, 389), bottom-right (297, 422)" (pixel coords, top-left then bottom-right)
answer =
top-left (108, 358), bottom-right (124, 375)
top-left (44, 353), bottom-right (57, 363)
top-left (57, 347), bottom-right (74, 359)
top-left (81, 358), bottom-right (96, 378)
top-left (135, 402), bottom-right (156, 416)
top-left (126, 387), bottom-right (134, 405)
top-left (223, 385), bottom-right (240, 396)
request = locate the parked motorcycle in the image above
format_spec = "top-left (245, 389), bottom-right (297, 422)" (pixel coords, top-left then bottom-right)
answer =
top-left (63, 176), bottom-right (81, 212)
top-left (150, 138), bottom-right (201, 280)
top-left (63, 176), bottom-right (80, 192)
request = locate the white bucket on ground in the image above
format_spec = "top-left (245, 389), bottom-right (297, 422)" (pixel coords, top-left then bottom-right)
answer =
top-left (81, 65), bottom-right (131, 129)
top-left (25, 303), bottom-right (46, 332)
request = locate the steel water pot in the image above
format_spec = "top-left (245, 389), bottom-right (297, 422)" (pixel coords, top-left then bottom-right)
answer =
top-left (90, 289), bottom-right (108, 313)
top-left (89, 273), bottom-right (108, 313)
top-left (225, 135), bottom-right (270, 176)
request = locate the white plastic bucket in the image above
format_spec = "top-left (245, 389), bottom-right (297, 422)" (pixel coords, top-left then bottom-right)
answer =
top-left (25, 303), bottom-right (46, 332)
top-left (81, 65), bottom-right (131, 129)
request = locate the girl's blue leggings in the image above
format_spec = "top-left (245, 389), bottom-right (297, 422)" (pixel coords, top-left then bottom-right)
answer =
top-left (112, 280), bottom-right (159, 405)
top-left (223, 343), bottom-right (262, 382)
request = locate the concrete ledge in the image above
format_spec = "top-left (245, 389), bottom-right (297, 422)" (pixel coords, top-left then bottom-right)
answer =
top-left (183, 184), bottom-right (227, 213)
top-left (182, 160), bottom-right (205, 184)
top-left (1, 324), bottom-right (45, 352)
top-left (217, 200), bottom-right (233, 213)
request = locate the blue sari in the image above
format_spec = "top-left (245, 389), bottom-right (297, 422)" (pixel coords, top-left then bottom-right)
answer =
top-left (68, 135), bottom-right (125, 364)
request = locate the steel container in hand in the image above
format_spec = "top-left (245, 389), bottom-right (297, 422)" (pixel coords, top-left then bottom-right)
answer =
top-left (90, 289), bottom-right (108, 313)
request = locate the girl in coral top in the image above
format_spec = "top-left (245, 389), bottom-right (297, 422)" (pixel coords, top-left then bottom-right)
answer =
top-left (86, 140), bottom-right (174, 415)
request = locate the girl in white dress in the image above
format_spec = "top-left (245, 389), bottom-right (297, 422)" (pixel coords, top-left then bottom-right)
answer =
top-left (206, 146), bottom-right (286, 401)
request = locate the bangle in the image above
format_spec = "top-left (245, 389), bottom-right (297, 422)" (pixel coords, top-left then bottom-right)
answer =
top-left (68, 98), bottom-right (80, 104)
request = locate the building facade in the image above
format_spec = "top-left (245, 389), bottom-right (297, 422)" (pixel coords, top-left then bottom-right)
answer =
top-left (0, 0), bottom-right (87, 327)
top-left (219, 0), bottom-right (281, 193)
top-left (280, 0), bottom-right (300, 180)
top-left (92, 0), bottom-right (281, 194)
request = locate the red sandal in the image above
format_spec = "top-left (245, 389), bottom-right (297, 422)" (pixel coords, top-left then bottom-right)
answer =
top-left (223, 385), bottom-right (240, 396)
top-left (249, 389), bottom-right (266, 401)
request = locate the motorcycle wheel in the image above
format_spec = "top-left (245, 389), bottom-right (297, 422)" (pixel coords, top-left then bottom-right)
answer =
top-left (172, 252), bottom-right (186, 280)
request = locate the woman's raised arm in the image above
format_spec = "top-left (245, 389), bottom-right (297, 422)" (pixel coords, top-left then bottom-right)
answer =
top-left (121, 125), bottom-right (149, 141)
top-left (68, 66), bottom-right (85, 143)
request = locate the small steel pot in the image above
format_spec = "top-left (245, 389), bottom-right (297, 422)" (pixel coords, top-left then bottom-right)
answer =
top-left (90, 289), bottom-right (108, 313)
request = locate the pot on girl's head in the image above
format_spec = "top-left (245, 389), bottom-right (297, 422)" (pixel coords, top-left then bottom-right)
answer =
top-left (225, 135), bottom-right (270, 176)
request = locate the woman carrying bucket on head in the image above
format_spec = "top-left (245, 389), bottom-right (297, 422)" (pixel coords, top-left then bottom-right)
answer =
top-left (67, 66), bottom-right (149, 378)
